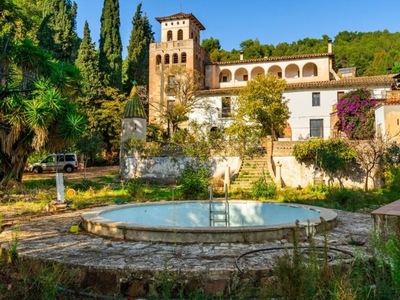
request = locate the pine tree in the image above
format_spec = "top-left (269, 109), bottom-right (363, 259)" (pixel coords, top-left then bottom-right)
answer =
top-left (75, 21), bottom-right (102, 98)
top-left (123, 2), bottom-right (154, 93)
top-left (99, 0), bottom-right (123, 90)
top-left (37, 0), bottom-right (79, 62)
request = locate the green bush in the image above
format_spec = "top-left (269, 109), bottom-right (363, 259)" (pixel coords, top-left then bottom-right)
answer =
top-left (251, 177), bottom-right (277, 199)
top-left (177, 163), bottom-right (210, 200)
top-left (126, 178), bottom-right (146, 200)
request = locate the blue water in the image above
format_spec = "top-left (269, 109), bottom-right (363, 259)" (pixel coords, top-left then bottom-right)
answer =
top-left (100, 201), bottom-right (320, 228)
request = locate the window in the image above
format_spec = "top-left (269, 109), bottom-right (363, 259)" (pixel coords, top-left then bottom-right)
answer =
top-left (310, 119), bottom-right (323, 138)
top-left (164, 54), bottom-right (170, 64)
top-left (168, 76), bottom-right (175, 86)
top-left (173, 53), bottom-right (178, 64)
top-left (156, 55), bottom-right (161, 65)
top-left (312, 92), bottom-right (320, 106)
top-left (181, 52), bottom-right (187, 63)
top-left (277, 72), bottom-right (282, 78)
top-left (167, 30), bottom-right (172, 41)
top-left (177, 29), bottom-right (183, 40)
top-left (221, 97), bottom-right (231, 118)
top-left (222, 76), bottom-right (228, 82)
top-left (337, 91), bottom-right (344, 101)
top-left (243, 74), bottom-right (248, 81)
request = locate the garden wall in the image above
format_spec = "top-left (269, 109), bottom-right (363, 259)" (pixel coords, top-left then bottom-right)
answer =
top-left (121, 156), bottom-right (241, 184)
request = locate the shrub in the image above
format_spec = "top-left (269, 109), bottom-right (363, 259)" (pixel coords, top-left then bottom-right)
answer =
top-left (177, 163), bottom-right (210, 200)
top-left (251, 177), bottom-right (277, 199)
top-left (126, 178), bottom-right (146, 200)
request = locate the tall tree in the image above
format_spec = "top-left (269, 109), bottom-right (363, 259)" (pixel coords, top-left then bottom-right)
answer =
top-left (99, 0), bottom-right (122, 90)
top-left (37, 0), bottom-right (79, 62)
top-left (75, 21), bottom-right (102, 99)
top-left (123, 2), bottom-right (154, 92)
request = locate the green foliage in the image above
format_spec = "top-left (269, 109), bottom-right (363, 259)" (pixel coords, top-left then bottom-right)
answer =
top-left (75, 132), bottom-right (105, 167)
top-left (177, 163), bottom-right (210, 200)
top-left (123, 3), bottom-right (154, 91)
top-left (126, 178), bottom-right (146, 200)
top-left (293, 138), bottom-right (357, 183)
top-left (99, 0), bottom-right (123, 90)
top-left (392, 63), bottom-right (400, 74)
top-left (201, 37), bottom-right (221, 53)
top-left (235, 73), bottom-right (289, 137)
top-left (251, 177), bottom-right (277, 199)
top-left (37, 0), bottom-right (79, 63)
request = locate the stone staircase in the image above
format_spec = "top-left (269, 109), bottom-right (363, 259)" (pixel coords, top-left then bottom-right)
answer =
top-left (230, 156), bottom-right (273, 190)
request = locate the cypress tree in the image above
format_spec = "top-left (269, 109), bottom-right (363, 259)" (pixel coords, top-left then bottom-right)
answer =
top-left (123, 2), bottom-right (154, 93)
top-left (99, 0), bottom-right (123, 90)
top-left (75, 21), bottom-right (102, 98)
top-left (37, 0), bottom-right (79, 62)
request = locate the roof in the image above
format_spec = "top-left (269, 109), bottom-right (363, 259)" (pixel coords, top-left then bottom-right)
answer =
top-left (123, 86), bottom-right (147, 119)
top-left (155, 12), bottom-right (205, 30)
top-left (208, 53), bottom-right (333, 66)
top-left (197, 74), bottom-right (399, 96)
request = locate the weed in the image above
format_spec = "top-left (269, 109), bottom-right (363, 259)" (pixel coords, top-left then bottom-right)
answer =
top-left (126, 178), bottom-right (146, 200)
top-left (177, 163), bottom-right (210, 200)
top-left (251, 177), bottom-right (276, 199)
top-left (8, 226), bottom-right (20, 264)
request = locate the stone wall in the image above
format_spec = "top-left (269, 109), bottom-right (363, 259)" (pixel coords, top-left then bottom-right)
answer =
top-left (121, 155), bottom-right (241, 184)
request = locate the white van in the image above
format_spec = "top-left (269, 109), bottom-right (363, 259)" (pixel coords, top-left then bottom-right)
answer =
top-left (28, 153), bottom-right (78, 173)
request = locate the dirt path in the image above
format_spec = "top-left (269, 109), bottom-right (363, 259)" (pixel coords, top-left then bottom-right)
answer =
top-left (23, 166), bottom-right (120, 181)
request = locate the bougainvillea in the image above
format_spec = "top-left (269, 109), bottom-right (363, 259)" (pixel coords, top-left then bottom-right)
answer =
top-left (337, 88), bottom-right (377, 140)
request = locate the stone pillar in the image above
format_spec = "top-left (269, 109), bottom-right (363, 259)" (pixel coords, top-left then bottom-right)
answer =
top-left (56, 173), bottom-right (65, 203)
top-left (275, 161), bottom-right (282, 189)
top-left (224, 165), bottom-right (231, 190)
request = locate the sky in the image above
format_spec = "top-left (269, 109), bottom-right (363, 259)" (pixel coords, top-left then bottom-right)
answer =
top-left (73, 0), bottom-right (400, 58)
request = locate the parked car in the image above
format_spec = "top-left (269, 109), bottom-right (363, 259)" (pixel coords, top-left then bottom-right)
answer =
top-left (28, 153), bottom-right (78, 173)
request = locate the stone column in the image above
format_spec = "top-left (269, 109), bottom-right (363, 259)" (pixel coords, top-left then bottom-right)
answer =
top-left (275, 161), bottom-right (282, 189)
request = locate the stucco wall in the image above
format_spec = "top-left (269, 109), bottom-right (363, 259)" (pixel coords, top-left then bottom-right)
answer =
top-left (121, 156), bottom-right (241, 184)
top-left (272, 156), bottom-right (378, 189)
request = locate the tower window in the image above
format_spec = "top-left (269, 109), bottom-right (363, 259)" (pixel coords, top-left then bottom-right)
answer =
top-left (164, 54), bottom-right (170, 64)
top-left (167, 30), bottom-right (172, 41)
top-left (177, 29), bottom-right (183, 40)
top-left (156, 55), bottom-right (161, 65)
top-left (173, 53), bottom-right (178, 64)
top-left (181, 52), bottom-right (187, 63)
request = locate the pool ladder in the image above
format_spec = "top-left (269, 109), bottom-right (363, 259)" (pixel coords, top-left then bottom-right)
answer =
top-left (209, 184), bottom-right (229, 227)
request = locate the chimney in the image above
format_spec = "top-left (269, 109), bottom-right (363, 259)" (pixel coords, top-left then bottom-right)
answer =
top-left (328, 38), bottom-right (332, 54)
top-left (240, 51), bottom-right (244, 60)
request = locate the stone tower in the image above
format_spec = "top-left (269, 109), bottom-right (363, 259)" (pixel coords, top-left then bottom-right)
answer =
top-left (148, 12), bottom-right (210, 125)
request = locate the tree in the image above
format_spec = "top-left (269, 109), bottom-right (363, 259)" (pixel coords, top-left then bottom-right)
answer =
top-left (232, 73), bottom-right (289, 138)
top-left (201, 37), bottom-right (221, 53)
top-left (99, 0), bottom-right (122, 90)
top-left (123, 2), bottom-right (154, 92)
top-left (337, 89), bottom-right (376, 140)
top-left (158, 66), bottom-right (205, 136)
top-left (75, 21), bottom-right (102, 98)
top-left (293, 138), bottom-right (357, 187)
top-left (349, 136), bottom-right (388, 191)
top-left (37, 0), bottom-right (79, 63)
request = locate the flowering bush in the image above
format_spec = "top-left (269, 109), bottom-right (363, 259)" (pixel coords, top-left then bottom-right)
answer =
top-left (337, 89), bottom-right (376, 140)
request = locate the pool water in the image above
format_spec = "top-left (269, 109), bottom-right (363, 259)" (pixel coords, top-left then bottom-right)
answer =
top-left (100, 201), bottom-right (320, 227)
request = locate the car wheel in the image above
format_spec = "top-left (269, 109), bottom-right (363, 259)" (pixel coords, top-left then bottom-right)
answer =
top-left (64, 165), bottom-right (74, 173)
top-left (33, 167), bottom-right (43, 174)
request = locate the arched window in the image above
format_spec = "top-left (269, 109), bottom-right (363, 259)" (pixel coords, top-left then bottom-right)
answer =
top-left (173, 53), bottom-right (178, 64)
top-left (181, 52), bottom-right (187, 63)
top-left (167, 30), bottom-right (172, 41)
top-left (177, 29), bottom-right (183, 40)
top-left (164, 54), bottom-right (170, 64)
top-left (156, 55), bottom-right (161, 65)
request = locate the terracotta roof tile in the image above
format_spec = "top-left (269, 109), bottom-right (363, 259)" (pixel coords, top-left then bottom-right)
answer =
top-left (197, 74), bottom-right (398, 95)
top-left (208, 53), bottom-right (333, 66)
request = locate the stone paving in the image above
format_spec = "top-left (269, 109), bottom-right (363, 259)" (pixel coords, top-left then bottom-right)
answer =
top-left (0, 207), bottom-right (374, 297)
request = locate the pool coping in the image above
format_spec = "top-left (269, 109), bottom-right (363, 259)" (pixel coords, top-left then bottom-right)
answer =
top-left (81, 200), bottom-right (338, 243)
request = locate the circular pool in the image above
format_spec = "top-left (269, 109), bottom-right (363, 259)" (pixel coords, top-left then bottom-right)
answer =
top-left (81, 200), bottom-right (337, 243)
